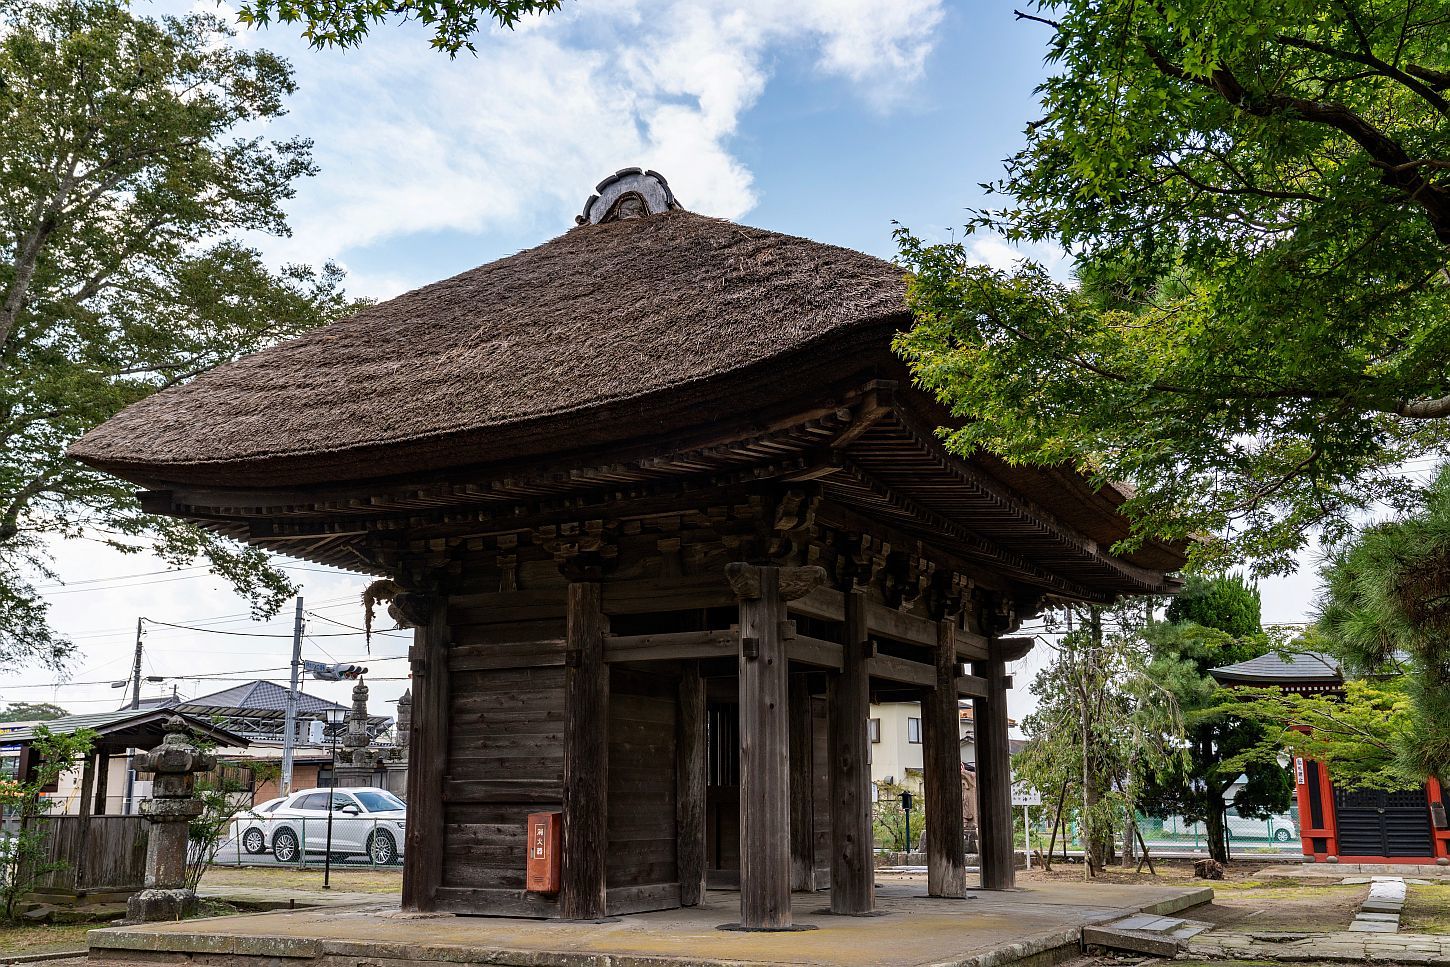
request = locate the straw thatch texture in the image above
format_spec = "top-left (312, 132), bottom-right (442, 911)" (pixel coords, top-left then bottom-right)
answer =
top-left (70, 211), bottom-right (908, 485)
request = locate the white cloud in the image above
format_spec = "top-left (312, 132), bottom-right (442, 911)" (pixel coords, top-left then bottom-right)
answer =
top-left (256, 0), bottom-right (945, 275)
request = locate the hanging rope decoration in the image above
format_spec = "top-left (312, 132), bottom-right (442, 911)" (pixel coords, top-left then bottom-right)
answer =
top-left (360, 580), bottom-right (432, 652)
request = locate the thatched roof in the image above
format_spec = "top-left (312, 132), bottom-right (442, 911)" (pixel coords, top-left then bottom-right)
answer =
top-left (70, 210), bottom-right (908, 487)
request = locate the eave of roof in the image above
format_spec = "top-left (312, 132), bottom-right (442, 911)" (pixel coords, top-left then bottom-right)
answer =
top-left (1210, 651), bottom-right (1343, 685)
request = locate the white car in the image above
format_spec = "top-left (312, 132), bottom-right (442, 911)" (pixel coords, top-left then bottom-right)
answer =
top-left (231, 796), bottom-right (286, 855)
top-left (268, 787), bottom-right (406, 865)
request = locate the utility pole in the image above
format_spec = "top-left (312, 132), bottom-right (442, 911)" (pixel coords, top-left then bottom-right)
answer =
top-left (122, 617), bottom-right (145, 815)
top-left (280, 596), bottom-right (304, 795)
top-left (130, 617), bottom-right (144, 710)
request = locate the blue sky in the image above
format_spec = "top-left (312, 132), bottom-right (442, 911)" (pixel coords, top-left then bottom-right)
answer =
top-left (25, 0), bottom-right (1318, 723)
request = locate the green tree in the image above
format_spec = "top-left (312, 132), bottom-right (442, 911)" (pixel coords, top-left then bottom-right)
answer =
top-left (0, 703), bottom-right (67, 723)
top-left (0, 726), bottom-right (95, 920)
top-left (1221, 676), bottom-right (1415, 793)
top-left (872, 779), bottom-right (925, 853)
top-left (895, 0), bottom-right (1450, 574)
top-left (1314, 464), bottom-right (1450, 785)
top-left (0, 0), bottom-right (356, 668)
top-left (1141, 575), bottom-right (1293, 863)
top-left (1016, 603), bottom-right (1185, 876)
top-left (236, 0), bottom-right (563, 55)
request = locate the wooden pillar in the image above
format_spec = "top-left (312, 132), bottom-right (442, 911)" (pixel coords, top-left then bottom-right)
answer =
top-left (924, 619), bottom-right (967, 897)
top-left (402, 596), bottom-right (449, 912)
top-left (788, 672), bottom-right (816, 892)
top-left (972, 653), bottom-right (1014, 890)
top-left (92, 749), bottom-right (111, 816)
top-left (730, 563), bottom-right (792, 929)
top-left (561, 581), bottom-right (609, 920)
top-left (827, 590), bottom-right (874, 914)
top-left (677, 661), bottom-right (707, 907)
top-left (73, 749), bottom-right (98, 890)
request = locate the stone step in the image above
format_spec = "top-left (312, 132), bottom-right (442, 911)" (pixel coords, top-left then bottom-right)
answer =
top-left (1083, 915), bottom-right (1214, 956)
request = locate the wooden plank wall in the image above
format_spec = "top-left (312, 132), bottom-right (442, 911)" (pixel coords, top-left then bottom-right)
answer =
top-left (438, 654), bottom-right (566, 916)
top-left (28, 816), bottom-right (147, 894)
top-left (607, 667), bottom-right (681, 914)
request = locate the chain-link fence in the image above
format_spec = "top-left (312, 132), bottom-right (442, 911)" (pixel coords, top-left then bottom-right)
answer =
top-left (1043, 811), bottom-right (1302, 855)
top-left (214, 815), bottom-right (404, 869)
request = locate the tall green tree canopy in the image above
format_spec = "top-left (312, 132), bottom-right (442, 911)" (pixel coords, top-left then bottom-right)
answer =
top-left (0, 0), bottom-right (353, 669)
top-left (896, 0), bottom-right (1450, 572)
top-left (236, 0), bottom-right (563, 54)
top-left (1315, 464), bottom-right (1450, 783)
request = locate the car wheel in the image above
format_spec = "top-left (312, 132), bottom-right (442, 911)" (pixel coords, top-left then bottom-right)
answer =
top-left (367, 830), bottom-right (397, 866)
top-left (272, 828), bottom-right (299, 863)
top-left (1274, 828), bottom-right (1293, 842)
top-left (242, 827), bottom-right (267, 854)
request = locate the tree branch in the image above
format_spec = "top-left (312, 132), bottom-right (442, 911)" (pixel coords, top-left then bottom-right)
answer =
top-left (1141, 42), bottom-right (1450, 243)
top-left (1394, 393), bottom-right (1450, 419)
top-left (1272, 32), bottom-right (1450, 119)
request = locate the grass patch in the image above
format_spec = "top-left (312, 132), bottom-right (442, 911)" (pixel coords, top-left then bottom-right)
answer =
top-left (1403, 882), bottom-right (1450, 935)
top-left (0, 921), bottom-right (99, 956)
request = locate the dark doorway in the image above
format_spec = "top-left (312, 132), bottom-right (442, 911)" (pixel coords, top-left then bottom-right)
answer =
top-left (704, 699), bottom-right (740, 886)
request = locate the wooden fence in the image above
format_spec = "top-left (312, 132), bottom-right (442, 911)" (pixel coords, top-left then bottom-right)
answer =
top-left (25, 815), bottom-right (148, 894)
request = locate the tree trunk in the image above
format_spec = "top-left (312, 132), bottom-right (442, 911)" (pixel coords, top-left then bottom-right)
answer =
top-left (1205, 803), bottom-right (1228, 864)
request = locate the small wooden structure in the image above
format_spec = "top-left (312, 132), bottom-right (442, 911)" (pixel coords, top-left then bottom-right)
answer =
top-left (1, 709), bottom-right (246, 902)
top-left (72, 170), bottom-right (1185, 927)
top-left (1212, 652), bottom-right (1450, 864)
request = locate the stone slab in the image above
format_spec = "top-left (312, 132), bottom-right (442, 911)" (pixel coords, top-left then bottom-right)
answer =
top-left (1082, 925), bottom-right (1180, 957)
top-left (1110, 914), bottom-right (1184, 932)
top-left (88, 880), bottom-right (1213, 967)
top-left (1349, 920), bottom-right (1401, 933)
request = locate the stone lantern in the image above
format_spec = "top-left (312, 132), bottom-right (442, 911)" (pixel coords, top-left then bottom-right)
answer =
top-left (127, 716), bottom-right (215, 922)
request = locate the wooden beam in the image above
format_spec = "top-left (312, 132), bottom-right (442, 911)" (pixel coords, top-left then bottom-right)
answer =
top-left (732, 564), bottom-right (793, 930)
top-left (865, 654), bottom-right (935, 688)
top-left (561, 582), bottom-right (609, 920)
top-left (402, 597), bottom-right (449, 913)
top-left (828, 590), bottom-right (874, 915)
top-left (973, 654), bottom-right (1015, 891)
top-left (866, 603), bottom-right (936, 648)
top-left (924, 619), bottom-right (967, 898)
top-left (791, 587), bottom-right (989, 661)
top-left (789, 674), bottom-right (816, 892)
top-left (605, 630), bottom-right (736, 663)
top-left (787, 635), bottom-right (843, 671)
top-left (602, 574), bottom-right (734, 615)
top-left (956, 674), bottom-right (989, 699)
top-left (603, 629), bottom-right (843, 670)
top-left (789, 586), bottom-right (843, 622)
top-left (677, 663), bottom-right (707, 907)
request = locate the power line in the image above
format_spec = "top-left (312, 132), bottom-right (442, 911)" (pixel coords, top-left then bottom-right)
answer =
top-left (0, 655), bottom-right (410, 691)
top-left (140, 618), bottom-right (392, 639)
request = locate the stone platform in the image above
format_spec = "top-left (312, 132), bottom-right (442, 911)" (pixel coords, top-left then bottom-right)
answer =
top-left (86, 880), bottom-right (1211, 967)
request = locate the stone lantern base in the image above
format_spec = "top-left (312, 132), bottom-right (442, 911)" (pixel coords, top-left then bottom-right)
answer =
top-left (127, 887), bottom-right (197, 923)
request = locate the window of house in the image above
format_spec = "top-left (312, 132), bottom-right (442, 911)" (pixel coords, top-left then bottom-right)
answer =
top-left (907, 717), bottom-right (921, 743)
top-left (869, 718), bottom-right (881, 744)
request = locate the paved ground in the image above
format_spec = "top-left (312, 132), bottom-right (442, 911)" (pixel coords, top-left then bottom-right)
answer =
top-left (1190, 928), bottom-right (1450, 963)
top-left (86, 880), bottom-right (1210, 967)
